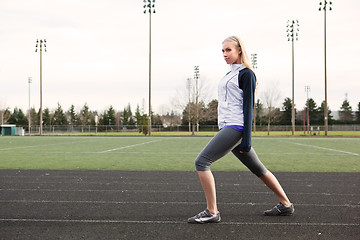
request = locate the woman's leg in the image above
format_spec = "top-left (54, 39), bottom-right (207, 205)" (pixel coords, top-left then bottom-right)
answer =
top-left (197, 170), bottom-right (218, 214)
top-left (194, 128), bottom-right (243, 214)
top-left (232, 147), bottom-right (291, 206)
top-left (260, 171), bottom-right (291, 206)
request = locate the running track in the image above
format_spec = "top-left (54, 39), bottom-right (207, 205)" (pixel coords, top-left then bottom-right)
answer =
top-left (0, 170), bottom-right (359, 239)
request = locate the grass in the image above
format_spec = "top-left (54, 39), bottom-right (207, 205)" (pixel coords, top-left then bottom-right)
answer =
top-left (0, 136), bottom-right (359, 172)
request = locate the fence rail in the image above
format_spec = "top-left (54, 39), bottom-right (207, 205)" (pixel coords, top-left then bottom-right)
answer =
top-left (14, 124), bottom-right (360, 135)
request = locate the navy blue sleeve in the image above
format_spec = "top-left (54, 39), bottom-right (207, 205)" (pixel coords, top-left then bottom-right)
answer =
top-left (238, 69), bottom-right (256, 152)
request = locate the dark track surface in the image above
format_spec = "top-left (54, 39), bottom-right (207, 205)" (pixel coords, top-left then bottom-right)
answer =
top-left (0, 170), bottom-right (359, 239)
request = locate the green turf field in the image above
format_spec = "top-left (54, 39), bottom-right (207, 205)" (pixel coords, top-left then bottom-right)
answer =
top-left (0, 136), bottom-right (359, 172)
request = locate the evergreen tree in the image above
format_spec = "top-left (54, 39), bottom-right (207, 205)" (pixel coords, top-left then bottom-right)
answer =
top-left (68, 105), bottom-right (77, 125)
top-left (8, 108), bottom-right (28, 126)
top-left (53, 103), bottom-right (68, 125)
top-left (305, 98), bottom-right (321, 124)
top-left (29, 108), bottom-right (38, 125)
top-left (135, 104), bottom-right (142, 125)
top-left (138, 113), bottom-right (148, 135)
top-left (133, 104), bottom-right (149, 135)
top-left (103, 106), bottom-right (115, 125)
top-left (123, 103), bottom-right (134, 125)
top-left (79, 103), bottom-right (91, 125)
top-left (356, 102), bottom-right (360, 123)
top-left (7, 108), bottom-right (18, 124)
top-left (16, 109), bottom-right (28, 126)
top-left (339, 99), bottom-right (353, 123)
top-left (201, 99), bottom-right (218, 125)
top-left (318, 101), bottom-right (333, 125)
top-left (281, 97), bottom-right (292, 125)
top-left (42, 108), bottom-right (51, 126)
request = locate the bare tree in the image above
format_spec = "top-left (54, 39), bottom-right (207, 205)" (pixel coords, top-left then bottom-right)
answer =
top-left (173, 75), bottom-right (213, 132)
top-left (0, 100), bottom-right (8, 125)
top-left (260, 81), bottom-right (282, 135)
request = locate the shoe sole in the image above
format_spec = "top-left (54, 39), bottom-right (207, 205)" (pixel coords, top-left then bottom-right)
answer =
top-left (188, 217), bottom-right (221, 224)
top-left (264, 210), bottom-right (294, 216)
top-left (188, 220), bottom-right (221, 224)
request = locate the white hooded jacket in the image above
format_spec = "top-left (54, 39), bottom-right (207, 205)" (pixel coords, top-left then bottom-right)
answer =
top-left (217, 64), bottom-right (256, 152)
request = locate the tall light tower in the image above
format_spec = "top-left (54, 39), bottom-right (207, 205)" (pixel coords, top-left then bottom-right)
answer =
top-left (251, 53), bottom-right (257, 133)
top-left (194, 66), bottom-right (200, 132)
top-left (143, 0), bottom-right (156, 136)
top-left (28, 77), bottom-right (32, 134)
top-left (187, 78), bottom-right (192, 132)
top-left (319, 0), bottom-right (332, 136)
top-left (305, 85), bottom-right (310, 134)
top-left (286, 20), bottom-right (299, 135)
top-left (35, 39), bottom-right (47, 135)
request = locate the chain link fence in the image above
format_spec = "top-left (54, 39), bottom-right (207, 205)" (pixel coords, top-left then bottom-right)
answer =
top-left (15, 124), bottom-right (360, 135)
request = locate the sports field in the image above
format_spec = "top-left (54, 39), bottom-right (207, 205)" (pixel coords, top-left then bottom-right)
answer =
top-left (0, 136), bottom-right (359, 172)
top-left (0, 136), bottom-right (359, 239)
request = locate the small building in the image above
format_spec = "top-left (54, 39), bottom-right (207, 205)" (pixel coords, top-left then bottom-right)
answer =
top-left (0, 125), bottom-right (16, 136)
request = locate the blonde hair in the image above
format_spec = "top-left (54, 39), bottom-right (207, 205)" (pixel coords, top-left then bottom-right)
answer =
top-left (223, 36), bottom-right (252, 69)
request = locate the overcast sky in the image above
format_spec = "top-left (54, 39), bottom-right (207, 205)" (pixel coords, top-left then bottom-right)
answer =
top-left (1, 0), bottom-right (359, 115)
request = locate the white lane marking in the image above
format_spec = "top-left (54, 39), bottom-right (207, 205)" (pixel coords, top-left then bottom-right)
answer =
top-left (0, 200), bottom-right (358, 208)
top-left (0, 188), bottom-right (358, 196)
top-left (97, 139), bottom-right (162, 153)
top-left (0, 218), bottom-right (358, 226)
top-left (287, 142), bottom-right (359, 156)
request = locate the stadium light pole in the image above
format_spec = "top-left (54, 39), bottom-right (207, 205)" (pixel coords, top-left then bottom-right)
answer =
top-left (305, 85), bottom-right (310, 134)
top-left (35, 39), bottom-right (47, 135)
top-left (319, 0), bottom-right (332, 136)
top-left (194, 66), bottom-right (200, 132)
top-left (187, 78), bottom-right (192, 132)
top-left (286, 20), bottom-right (299, 136)
top-left (28, 77), bottom-right (32, 134)
top-left (143, 0), bottom-right (156, 136)
top-left (251, 53), bottom-right (257, 133)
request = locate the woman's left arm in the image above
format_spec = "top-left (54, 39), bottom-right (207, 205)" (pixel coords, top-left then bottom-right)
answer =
top-left (238, 69), bottom-right (256, 152)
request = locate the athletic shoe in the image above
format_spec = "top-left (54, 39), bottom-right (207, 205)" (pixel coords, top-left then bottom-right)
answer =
top-left (264, 202), bottom-right (295, 216)
top-left (187, 209), bottom-right (221, 224)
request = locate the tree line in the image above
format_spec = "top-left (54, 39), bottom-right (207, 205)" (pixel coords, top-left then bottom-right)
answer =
top-left (1, 97), bottom-right (360, 133)
top-left (259, 97), bottom-right (360, 126)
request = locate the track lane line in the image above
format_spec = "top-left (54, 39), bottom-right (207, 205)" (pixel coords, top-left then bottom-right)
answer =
top-left (0, 218), bottom-right (358, 226)
top-left (0, 188), bottom-right (358, 196)
top-left (0, 200), bottom-right (358, 208)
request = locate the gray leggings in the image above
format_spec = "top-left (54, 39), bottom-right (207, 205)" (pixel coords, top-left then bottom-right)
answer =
top-left (195, 127), bottom-right (268, 177)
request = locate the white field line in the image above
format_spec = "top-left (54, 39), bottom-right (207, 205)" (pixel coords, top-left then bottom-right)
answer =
top-left (0, 150), bottom-right (349, 156)
top-left (287, 142), bottom-right (359, 156)
top-left (0, 200), bottom-right (358, 208)
top-left (0, 218), bottom-right (358, 226)
top-left (96, 139), bottom-right (162, 153)
top-left (0, 139), bottom-right (97, 151)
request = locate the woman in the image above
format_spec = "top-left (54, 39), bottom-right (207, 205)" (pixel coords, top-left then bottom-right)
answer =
top-left (187, 36), bottom-right (294, 224)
